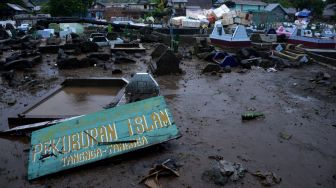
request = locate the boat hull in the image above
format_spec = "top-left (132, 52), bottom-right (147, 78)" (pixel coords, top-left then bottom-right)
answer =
top-left (210, 38), bottom-right (251, 48)
top-left (287, 38), bottom-right (336, 49)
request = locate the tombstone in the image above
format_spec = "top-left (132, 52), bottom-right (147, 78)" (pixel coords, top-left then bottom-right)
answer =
top-left (151, 44), bottom-right (168, 59)
top-left (152, 49), bottom-right (182, 75)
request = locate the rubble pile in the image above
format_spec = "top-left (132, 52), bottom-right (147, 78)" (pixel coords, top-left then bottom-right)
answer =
top-left (171, 4), bottom-right (253, 29)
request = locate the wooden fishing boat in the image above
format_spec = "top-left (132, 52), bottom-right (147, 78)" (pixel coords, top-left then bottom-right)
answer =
top-left (210, 20), bottom-right (251, 48)
top-left (288, 28), bottom-right (336, 49)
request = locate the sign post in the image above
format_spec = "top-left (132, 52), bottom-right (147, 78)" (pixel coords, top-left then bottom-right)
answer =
top-left (28, 96), bottom-right (181, 180)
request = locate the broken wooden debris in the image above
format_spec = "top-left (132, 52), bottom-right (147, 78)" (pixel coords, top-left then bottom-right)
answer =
top-left (251, 171), bottom-right (282, 186)
top-left (0, 116), bottom-right (84, 135)
top-left (140, 159), bottom-right (180, 188)
top-left (202, 159), bottom-right (246, 186)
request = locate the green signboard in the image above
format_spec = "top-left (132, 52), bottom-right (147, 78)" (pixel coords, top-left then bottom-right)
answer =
top-left (28, 96), bottom-right (181, 180)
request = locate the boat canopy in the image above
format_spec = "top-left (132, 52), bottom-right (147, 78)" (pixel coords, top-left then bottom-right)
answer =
top-left (210, 20), bottom-right (249, 41)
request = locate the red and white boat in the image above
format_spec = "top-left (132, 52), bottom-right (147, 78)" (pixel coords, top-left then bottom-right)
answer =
top-left (276, 25), bottom-right (296, 38)
top-left (288, 27), bottom-right (336, 49)
top-left (210, 20), bottom-right (251, 48)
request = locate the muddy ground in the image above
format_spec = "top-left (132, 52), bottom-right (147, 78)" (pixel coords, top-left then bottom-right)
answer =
top-left (0, 44), bottom-right (336, 188)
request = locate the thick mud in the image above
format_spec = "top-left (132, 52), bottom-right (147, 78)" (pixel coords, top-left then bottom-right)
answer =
top-left (0, 44), bottom-right (335, 188)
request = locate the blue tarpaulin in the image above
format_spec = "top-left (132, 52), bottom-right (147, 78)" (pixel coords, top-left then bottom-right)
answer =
top-left (220, 55), bottom-right (238, 67)
top-left (296, 10), bottom-right (310, 17)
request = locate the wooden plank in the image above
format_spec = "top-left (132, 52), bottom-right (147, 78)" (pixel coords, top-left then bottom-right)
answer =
top-left (28, 96), bottom-right (181, 180)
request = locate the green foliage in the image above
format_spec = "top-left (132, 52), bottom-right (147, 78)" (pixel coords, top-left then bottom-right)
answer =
top-left (47, 0), bottom-right (94, 17)
top-left (40, 2), bottom-right (49, 14)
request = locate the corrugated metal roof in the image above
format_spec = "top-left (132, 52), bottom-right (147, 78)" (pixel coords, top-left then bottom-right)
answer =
top-left (187, 0), bottom-right (212, 9)
top-left (264, 3), bottom-right (278, 11)
top-left (323, 3), bottom-right (336, 17)
top-left (230, 0), bottom-right (266, 6)
top-left (171, 0), bottom-right (188, 3)
top-left (22, 0), bottom-right (35, 8)
top-left (325, 3), bottom-right (336, 10)
top-left (6, 3), bottom-right (27, 11)
top-left (265, 3), bottom-right (288, 15)
top-left (284, 7), bottom-right (297, 14)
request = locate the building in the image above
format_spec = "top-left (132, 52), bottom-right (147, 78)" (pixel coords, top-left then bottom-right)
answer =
top-left (168, 0), bottom-right (188, 16)
top-left (229, 0), bottom-right (267, 12)
top-left (127, 0), bottom-right (157, 17)
top-left (88, 2), bottom-right (106, 20)
top-left (103, 0), bottom-right (158, 21)
top-left (323, 3), bottom-right (336, 19)
top-left (284, 7), bottom-right (296, 20)
top-left (264, 3), bottom-right (288, 20)
top-left (187, 0), bottom-right (212, 9)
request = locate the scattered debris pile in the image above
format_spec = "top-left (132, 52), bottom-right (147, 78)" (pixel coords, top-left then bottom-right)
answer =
top-left (56, 49), bottom-right (97, 69)
top-left (194, 37), bottom-right (215, 58)
top-left (0, 25), bottom-right (10, 40)
top-left (0, 50), bottom-right (42, 70)
top-left (139, 27), bottom-right (160, 43)
top-left (202, 159), bottom-right (246, 186)
top-left (113, 51), bottom-right (136, 64)
top-left (251, 171), bottom-right (282, 186)
top-left (140, 159), bottom-right (180, 188)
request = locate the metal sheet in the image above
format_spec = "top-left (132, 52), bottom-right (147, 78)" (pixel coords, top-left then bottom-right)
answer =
top-left (28, 96), bottom-right (181, 180)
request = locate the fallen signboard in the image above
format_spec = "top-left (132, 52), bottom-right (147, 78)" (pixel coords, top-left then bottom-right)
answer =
top-left (28, 96), bottom-right (181, 180)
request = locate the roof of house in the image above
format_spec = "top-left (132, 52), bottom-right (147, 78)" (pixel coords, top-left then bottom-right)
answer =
top-left (171, 0), bottom-right (188, 3)
top-left (93, 2), bottom-right (106, 7)
top-left (187, 0), bottom-right (212, 9)
top-left (230, 0), bottom-right (266, 6)
top-left (325, 3), bottom-right (336, 10)
top-left (323, 3), bottom-right (336, 17)
top-left (265, 3), bottom-right (287, 14)
top-left (186, 6), bottom-right (201, 10)
top-left (265, 3), bottom-right (278, 11)
top-left (22, 0), bottom-right (35, 8)
top-left (137, 0), bottom-right (150, 4)
top-left (284, 7), bottom-right (297, 14)
top-left (6, 3), bottom-right (28, 12)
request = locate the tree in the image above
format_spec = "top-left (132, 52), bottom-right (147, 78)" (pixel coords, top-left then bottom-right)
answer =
top-left (46, 0), bottom-right (94, 17)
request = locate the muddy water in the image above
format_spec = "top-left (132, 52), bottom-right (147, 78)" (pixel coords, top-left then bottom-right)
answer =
top-left (26, 86), bottom-right (120, 116)
top-left (1, 45), bottom-right (336, 188)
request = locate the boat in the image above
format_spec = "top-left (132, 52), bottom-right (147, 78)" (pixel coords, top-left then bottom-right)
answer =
top-left (210, 20), bottom-right (251, 48)
top-left (298, 46), bottom-right (336, 65)
top-left (276, 25), bottom-right (296, 38)
top-left (259, 28), bottom-right (277, 43)
top-left (291, 45), bottom-right (336, 65)
top-left (321, 28), bottom-right (336, 38)
top-left (287, 27), bottom-right (336, 49)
